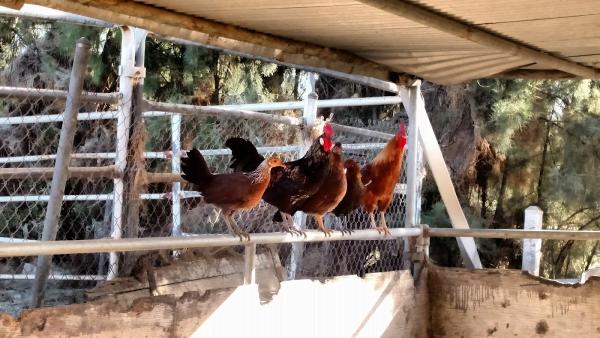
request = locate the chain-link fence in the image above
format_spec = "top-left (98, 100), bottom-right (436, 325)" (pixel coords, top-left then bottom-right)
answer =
top-left (0, 20), bottom-right (416, 315)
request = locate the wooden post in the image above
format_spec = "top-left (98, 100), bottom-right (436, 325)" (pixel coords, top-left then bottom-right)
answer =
top-left (31, 38), bottom-right (91, 307)
top-left (522, 206), bottom-right (543, 276)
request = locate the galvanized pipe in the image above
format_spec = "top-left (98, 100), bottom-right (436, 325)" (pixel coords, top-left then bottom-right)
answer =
top-left (428, 228), bottom-right (600, 241)
top-left (0, 228), bottom-right (423, 258)
top-left (0, 86), bottom-right (119, 103)
top-left (31, 38), bottom-right (91, 308)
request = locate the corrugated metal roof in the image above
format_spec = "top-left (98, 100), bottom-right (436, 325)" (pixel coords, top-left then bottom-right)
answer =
top-left (13, 0), bottom-right (600, 85)
top-left (125, 0), bottom-right (599, 84)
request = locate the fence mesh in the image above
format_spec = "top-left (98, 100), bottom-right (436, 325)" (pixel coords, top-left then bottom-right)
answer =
top-left (0, 21), bottom-right (414, 316)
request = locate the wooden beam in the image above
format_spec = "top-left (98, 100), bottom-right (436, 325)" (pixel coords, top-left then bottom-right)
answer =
top-left (490, 69), bottom-right (578, 80)
top-left (17, 0), bottom-right (396, 86)
top-left (355, 0), bottom-right (600, 79)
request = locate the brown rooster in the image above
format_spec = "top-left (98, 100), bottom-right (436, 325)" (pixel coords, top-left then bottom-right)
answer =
top-left (361, 122), bottom-right (408, 235)
top-left (332, 159), bottom-right (366, 228)
top-left (292, 142), bottom-right (347, 236)
top-left (225, 123), bottom-right (335, 235)
top-left (181, 149), bottom-right (284, 240)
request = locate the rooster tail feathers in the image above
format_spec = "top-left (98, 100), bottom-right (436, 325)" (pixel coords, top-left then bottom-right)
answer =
top-left (224, 137), bottom-right (264, 172)
top-left (181, 148), bottom-right (212, 187)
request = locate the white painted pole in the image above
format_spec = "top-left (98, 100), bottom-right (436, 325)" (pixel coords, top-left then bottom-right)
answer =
top-left (403, 85), bottom-right (419, 228)
top-left (522, 206), bottom-right (543, 276)
top-left (400, 84), bottom-right (420, 268)
top-left (243, 243), bottom-right (257, 285)
top-left (288, 72), bottom-right (318, 280)
top-left (415, 87), bottom-right (483, 269)
top-left (108, 27), bottom-right (136, 280)
top-left (170, 113), bottom-right (182, 237)
top-left (31, 38), bottom-right (91, 308)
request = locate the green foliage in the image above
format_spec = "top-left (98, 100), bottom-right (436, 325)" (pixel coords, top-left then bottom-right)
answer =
top-left (470, 79), bottom-right (600, 276)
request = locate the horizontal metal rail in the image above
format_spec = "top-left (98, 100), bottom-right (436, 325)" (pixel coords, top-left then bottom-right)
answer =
top-left (0, 228), bottom-right (423, 257)
top-left (0, 194), bottom-right (114, 203)
top-left (0, 4), bottom-right (115, 28)
top-left (0, 143), bottom-right (387, 164)
top-left (0, 86), bottom-right (120, 103)
top-left (0, 274), bottom-right (107, 281)
top-left (144, 101), bottom-right (303, 126)
top-left (0, 111), bottom-right (119, 125)
top-left (0, 152), bottom-right (118, 164)
top-left (0, 191), bottom-right (201, 203)
top-left (197, 96), bottom-right (402, 112)
top-left (0, 227), bottom-right (597, 258)
top-left (428, 228), bottom-right (600, 241)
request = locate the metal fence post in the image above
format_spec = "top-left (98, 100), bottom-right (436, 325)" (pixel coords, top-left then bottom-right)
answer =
top-left (522, 206), bottom-right (543, 276)
top-left (171, 113), bottom-right (182, 237)
top-left (288, 72), bottom-right (318, 280)
top-left (31, 38), bottom-right (91, 308)
top-left (243, 243), bottom-right (257, 284)
top-left (404, 84), bottom-right (419, 229)
top-left (108, 27), bottom-right (136, 280)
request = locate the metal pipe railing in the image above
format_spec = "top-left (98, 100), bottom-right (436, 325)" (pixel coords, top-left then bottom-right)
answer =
top-left (0, 86), bottom-right (120, 103)
top-left (0, 228), bottom-right (423, 258)
top-left (0, 227), bottom-right (597, 259)
top-left (428, 228), bottom-right (600, 241)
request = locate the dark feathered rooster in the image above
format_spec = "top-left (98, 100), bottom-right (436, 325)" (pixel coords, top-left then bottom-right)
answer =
top-left (181, 149), bottom-right (284, 240)
top-left (332, 159), bottom-right (366, 218)
top-left (225, 123), bottom-right (335, 234)
top-left (361, 122), bottom-right (407, 235)
top-left (288, 142), bottom-right (347, 236)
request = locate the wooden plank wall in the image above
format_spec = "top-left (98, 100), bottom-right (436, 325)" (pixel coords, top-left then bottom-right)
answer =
top-left (428, 266), bottom-right (600, 338)
top-left (0, 270), bottom-right (428, 338)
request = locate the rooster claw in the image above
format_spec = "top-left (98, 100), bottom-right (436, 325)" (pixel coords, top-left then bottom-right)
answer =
top-left (373, 226), bottom-right (391, 237)
top-left (234, 231), bottom-right (251, 242)
top-left (341, 228), bottom-right (354, 236)
top-left (319, 229), bottom-right (334, 237)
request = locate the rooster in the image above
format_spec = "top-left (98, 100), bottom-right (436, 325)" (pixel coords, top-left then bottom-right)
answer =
top-left (332, 159), bottom-right (366, 219)
top-left (361, 122), bottom-right (408, 236)
top-left (287, 142), bottom-right (347, 236)
top-left (181, 149), bottom-right (284, 240)
top-left (225, 123), bottom-right (335, 235)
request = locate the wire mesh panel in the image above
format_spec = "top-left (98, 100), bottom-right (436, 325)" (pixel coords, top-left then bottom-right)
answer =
top-left (0, 16), bottom-right (419, 317)
top-left (0, 91), bottom-right (119, 281)
top-left (136, 105), bottom-right (410, 280)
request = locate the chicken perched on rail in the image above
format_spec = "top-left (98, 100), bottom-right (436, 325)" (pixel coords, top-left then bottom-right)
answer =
top-left (332, 159), bottom-right (366, 219)
top-left (225, 123), bottom-right (335, 235)
top-left (282, 142), bottom-right (347, 236)
top-left (181, 149), bottom-right (284, 240)
top-left (361, 122), bottom-right (407, 236)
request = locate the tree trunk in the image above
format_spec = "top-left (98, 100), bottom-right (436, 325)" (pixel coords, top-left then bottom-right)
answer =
top-left (536, 116), bottom-right (552, 208)
top-left (584, 241), bottom-right (599, 271)
top-left (492, 158), bottom-right (509, 228)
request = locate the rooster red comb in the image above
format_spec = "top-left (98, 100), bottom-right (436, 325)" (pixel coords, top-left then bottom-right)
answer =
top-left (323, 122), bottom-right (334, 137)
top-left (398, 122), bottom-right (407, 137)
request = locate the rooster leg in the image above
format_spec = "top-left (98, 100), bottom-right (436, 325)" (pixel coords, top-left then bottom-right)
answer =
top-left (281, 213), bottom-right (306, 238)
top-left (379, 211), bottom-right (391, 236)
top-left (224, 213), bottom-right (250, 241)
top-left (334, 216), bottom-right (352, 236)
top-left (369, 212), bottom-right (383, 234)
top-left (314, 215), bottom-right (333, 237)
